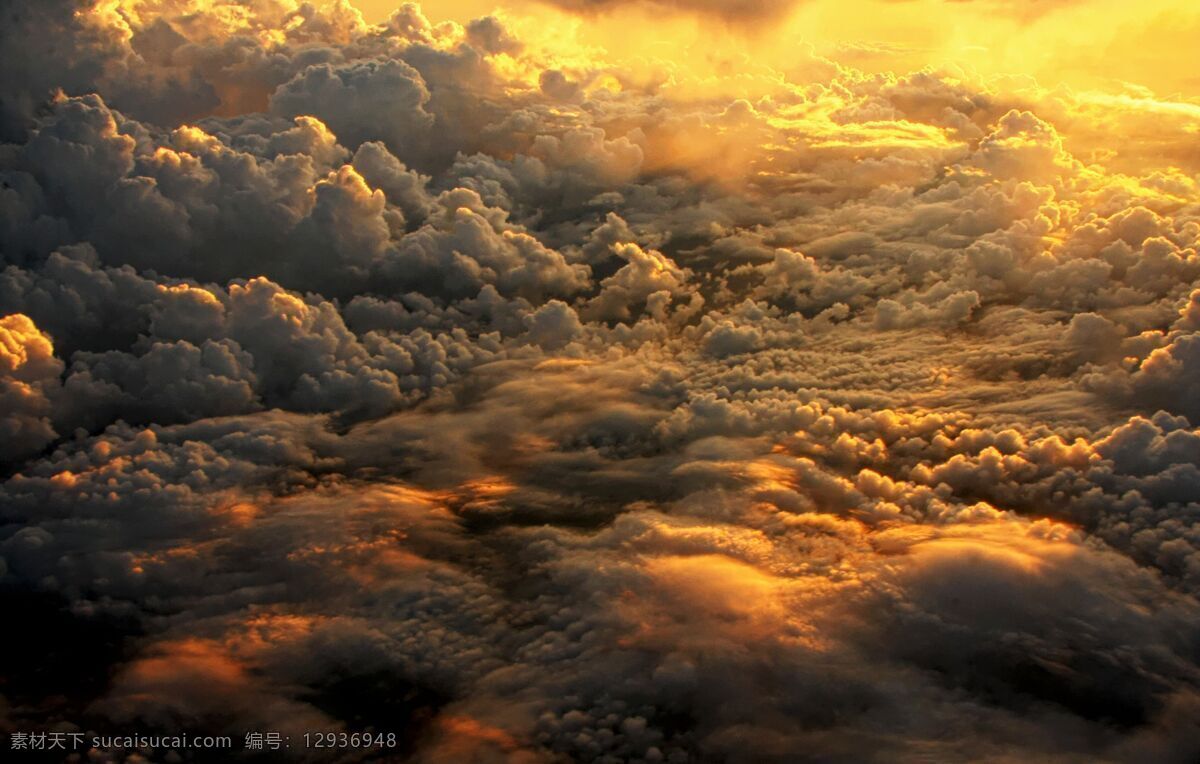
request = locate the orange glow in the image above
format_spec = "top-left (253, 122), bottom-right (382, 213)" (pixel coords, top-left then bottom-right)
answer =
top-left (119, 638), bottom-right (247, 690)
top-left (436, 715), bottom-right (522, 751)
top-left (230, 612), bottom-right (324, 656)
top-left (619, 554), bottom-right (836, 651)
top-left (0, 314), bottom-right (55, 374)
top-left (216, 500), bottom-right (261, 526)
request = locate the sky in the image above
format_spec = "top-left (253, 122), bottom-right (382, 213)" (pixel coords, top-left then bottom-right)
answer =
top-left (353, 0), bottom-right (1200, 95)
top-left (2, 1), bottom-right (1200, 762)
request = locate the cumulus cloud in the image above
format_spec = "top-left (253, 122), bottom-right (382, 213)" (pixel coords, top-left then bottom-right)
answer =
top-left (2, 1), bottom-right (1200, 762)
top-left (270, 59), bottom-right (436, 158)
top-left (0, 313), bottom-right (62, 463)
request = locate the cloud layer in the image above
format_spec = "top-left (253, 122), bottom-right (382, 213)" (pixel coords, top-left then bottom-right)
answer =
top-left (2, 1), bottom-right (1200, 761)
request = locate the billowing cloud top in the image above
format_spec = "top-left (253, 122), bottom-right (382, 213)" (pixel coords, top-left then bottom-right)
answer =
top-left (2, 1), bottom-right (1200, 762)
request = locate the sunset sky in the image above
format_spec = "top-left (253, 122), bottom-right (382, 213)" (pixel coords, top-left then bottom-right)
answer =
top-left (2, 1), bottom-right (1200, 762)
top-left (353, 0), bottom-right (1200, 96)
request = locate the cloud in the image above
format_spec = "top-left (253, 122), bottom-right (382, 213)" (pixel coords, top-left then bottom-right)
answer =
top-left (270, 59), bottom-right (436, 158)
top-left (0, 313), bottom-right (62, 463)
top-left (2, 1), bottom-right (1200, 761)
